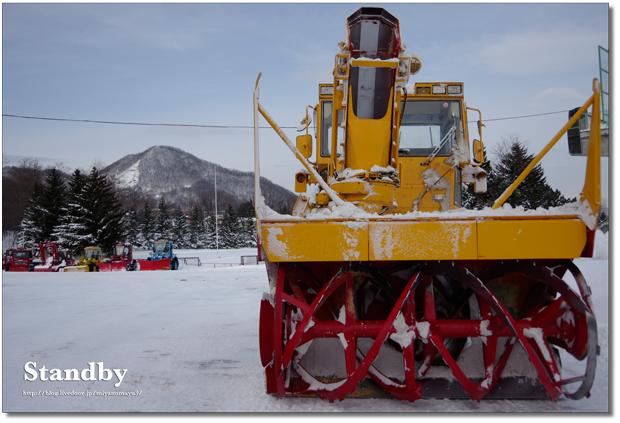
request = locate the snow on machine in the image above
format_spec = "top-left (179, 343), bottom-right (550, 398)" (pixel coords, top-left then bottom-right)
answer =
top-left (252, 7), bottom-right (601, 402)
top-left (136, 240), bottom-right (179, 271)
top-left (98, 243), bottom-right (137, 272)
top-left (34, 241), bottom-right (75, 272)
top-left (64, 246), bottom-right (104, 272)
top-left (3, 248), bottom-right (34, 272)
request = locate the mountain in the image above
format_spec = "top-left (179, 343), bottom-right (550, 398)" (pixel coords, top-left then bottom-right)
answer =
top-left (101, 146), bottom-right (296, 212)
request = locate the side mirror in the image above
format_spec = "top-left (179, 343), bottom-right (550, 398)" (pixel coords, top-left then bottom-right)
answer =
top-left (296, 134), bottom-right (313, 159)
top-left (473, 139), bottom-right (484, 164)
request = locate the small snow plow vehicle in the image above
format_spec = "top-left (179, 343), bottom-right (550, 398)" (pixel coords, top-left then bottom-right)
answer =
top-left (34, 242), bottom-right (75, 272)
top-left (137, 240), bottom-right (179, 271)
top-left (3, 248), bottom-right (34, 272)
top-left (99, 243), bottom-right (137, 272)
top-left (252, 7), bottom-right (601, 402)
top-left (64, 246), bottom-right (104, 272)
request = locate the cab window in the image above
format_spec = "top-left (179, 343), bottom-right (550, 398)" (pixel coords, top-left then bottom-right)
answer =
top-left (398, 100), bottom-right (462, 156)
top-left (321, 101), bottom-right (344, 157)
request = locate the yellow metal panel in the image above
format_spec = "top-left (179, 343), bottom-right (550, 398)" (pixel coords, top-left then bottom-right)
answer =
top-left (63, 266), bottom-right (87, 272)
top-left (346, 117), bottom-right (392, 170)
top-left (369, 220), bottom-right (477, 261)
top-left (331, 180), bottom-right (369, 195)
top-left (351, 58), bottom-right (399, 68)
top-left (477, 219), bottom-right (586, 259)
top-left (393, 156), bottom-right (456, 213)
top-left (261, 222), bottom-right (369, 262)
top-left (345, 85), bottom-right (393, 170)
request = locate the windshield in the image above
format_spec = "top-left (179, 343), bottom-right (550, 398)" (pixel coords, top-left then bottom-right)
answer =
top-left (398, 100), bottom-right (462, 156)
top-left (85, 249), bottom-right (100, 259)
top-left (153, 242), bottom-right (169, 253)
top-left (14, 251), bottom-right (32, 259)
top-left (114, 245), bottom-right (124, 256)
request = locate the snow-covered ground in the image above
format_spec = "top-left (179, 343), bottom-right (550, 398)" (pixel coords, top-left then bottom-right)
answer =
top-left (2, 240), bottom-right (609, 414)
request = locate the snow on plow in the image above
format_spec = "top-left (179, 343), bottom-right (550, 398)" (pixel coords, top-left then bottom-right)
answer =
top-left (98, 261), bottom-right (129, 272)
top-left (252, 7), bottom-right (601, 402)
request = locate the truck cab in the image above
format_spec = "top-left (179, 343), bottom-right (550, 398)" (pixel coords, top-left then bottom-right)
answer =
top-left (3, 248), bottom-right (34, 272)
top-left (296, 82), bottom-right (486, 214)
top-left (148, 240), bottom-right (179, 270)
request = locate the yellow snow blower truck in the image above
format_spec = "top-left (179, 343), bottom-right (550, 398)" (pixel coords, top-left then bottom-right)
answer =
top-left (64, 246), bottom-right (104, 272)
top-left (252, 7), bottom-right (601, 402)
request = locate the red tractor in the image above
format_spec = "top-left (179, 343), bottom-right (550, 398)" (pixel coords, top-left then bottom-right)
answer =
top-left (99, 243), bottom-right (137, 272)
top-left (3, 248), bottom-right (34, 272)
top-left (34, 241), bottom-right (75, 272)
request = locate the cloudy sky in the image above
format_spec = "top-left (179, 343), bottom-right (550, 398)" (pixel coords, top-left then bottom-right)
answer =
top-left (2, 2), bottom-right (609, 201)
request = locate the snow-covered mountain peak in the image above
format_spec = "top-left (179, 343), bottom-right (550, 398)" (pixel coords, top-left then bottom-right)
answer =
top-left (102, 145), bottom-right (295, 210)
top-left (115, 159), bottom-right (141, 188)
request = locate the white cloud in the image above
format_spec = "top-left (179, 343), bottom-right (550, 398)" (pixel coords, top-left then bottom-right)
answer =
top-left (478, 26), bottom-right (605, 77)
top-left (297, 65), bottom-right (334, 85)
top-left (531, 87), bottom-right (588, 109)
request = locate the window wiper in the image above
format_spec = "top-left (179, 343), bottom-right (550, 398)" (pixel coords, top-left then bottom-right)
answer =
top-left (399, 87), bottom-right (408, 127)
top-left (421, 113), bottom-right (456, 166)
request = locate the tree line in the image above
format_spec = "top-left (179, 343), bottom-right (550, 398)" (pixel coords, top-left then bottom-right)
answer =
top-left (15, 164), bottom-right (257, 255)
top-left (123, 197), bottom-right (256, 251)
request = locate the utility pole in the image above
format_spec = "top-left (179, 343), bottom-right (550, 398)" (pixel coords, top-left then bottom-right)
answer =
top-left (215, 166), bottom-right (219, 258)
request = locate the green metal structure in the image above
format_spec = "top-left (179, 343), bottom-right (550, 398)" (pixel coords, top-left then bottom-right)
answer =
top-left (598, 46), bottom-right (608, 127)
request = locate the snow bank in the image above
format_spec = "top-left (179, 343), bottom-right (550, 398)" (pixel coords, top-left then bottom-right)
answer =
top-left (592, 230), bottom-right (608, 259)
top-left (259, 198), bottom-right (599, 224)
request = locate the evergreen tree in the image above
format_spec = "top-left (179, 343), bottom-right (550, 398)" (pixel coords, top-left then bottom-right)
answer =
top-left (463, 136), bottom-right (574, 210)
top-left (494, 138), bottom-right (574, 209)
top-left (156, 197), bottom-right (171, 240)
top-left (171, 207), bottom-right (189, 249)
top-left (279, 205), bottom-right (290, 215)
top-left (188, 205), bottom-right (206, 249)
top-left (18, 167), bottom-right (66, 250)
top-left (40, 167), bottom-right (67, 240)
top-left (19, 182), bottom-right (46, 252)
top-left (52, 169), bottom-right (91, 252)
top-left (80, 167), bottom-right (125, 251)
top-left (237, 200), bottom-right (257, 247)
top-left (239, 217), bottom-right (257, 248)
top-left (596, 200), bottom-right (609, 226)
top-left (124, 207), bottom-right (141, 247)
top-left (206, 213), bottom-right (218, 249)
top-left (220, 204), bottom-right (240, 248)
top-left (237, 200), bottom-right (255, 218)
top-left (142, 203), bottom-right (155, 248)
